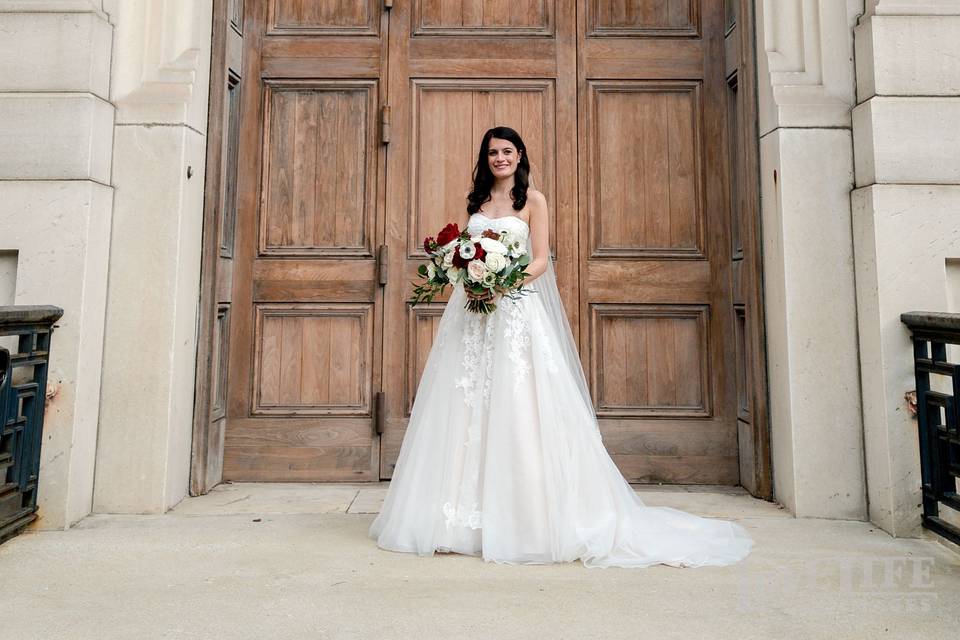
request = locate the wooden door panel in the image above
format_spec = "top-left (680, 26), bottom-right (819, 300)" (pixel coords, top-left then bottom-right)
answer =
top-left (591, 305), bottom-right (710, 416)
top-left (587, 0), bottom-right (698, 35)
top-left (253, 305), bottom-right (370, 413)
top-left (588, 81), bottom-right (702, 257)
top-left (260, 82), bottom-right (376, 256)
top-left (406, 304), bottom-right (444, 414)
top-left (268, 0), bottom-right (379, 33)
top-left (413, 0), bottom-right (551, 33)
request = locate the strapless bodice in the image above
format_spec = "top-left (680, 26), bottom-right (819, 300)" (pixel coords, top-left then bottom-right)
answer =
top-left (467, 213), bottom-right (530, 239)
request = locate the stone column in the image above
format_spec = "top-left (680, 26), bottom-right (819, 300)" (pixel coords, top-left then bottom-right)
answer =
top-left (852, 0), bottom-right (960, 536)
top-left (755, 0), bottom-right (868, 519)
top-left (0, 0), bottom-right (114, 529)
top-left (92, 0), bottom-right (212, 514)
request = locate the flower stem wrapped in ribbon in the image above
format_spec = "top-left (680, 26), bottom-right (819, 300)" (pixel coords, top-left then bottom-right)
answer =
top-left (410, 221), bottom-right (533, 314)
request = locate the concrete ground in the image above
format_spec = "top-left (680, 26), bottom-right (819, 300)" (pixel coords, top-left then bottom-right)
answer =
top-left (2, 483), bottom-right (959, 640)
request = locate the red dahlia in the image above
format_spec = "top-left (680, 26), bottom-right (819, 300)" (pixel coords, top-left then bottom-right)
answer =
top-left (436, 223), bottom-right (460, 246)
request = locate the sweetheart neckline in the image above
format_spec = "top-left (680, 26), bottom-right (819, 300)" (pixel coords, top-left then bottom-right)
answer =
top-left (471, 212), bottom-right (530, 230)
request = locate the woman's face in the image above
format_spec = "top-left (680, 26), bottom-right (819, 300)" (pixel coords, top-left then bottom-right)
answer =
top-left (487, 137), bottom-right (521, 179)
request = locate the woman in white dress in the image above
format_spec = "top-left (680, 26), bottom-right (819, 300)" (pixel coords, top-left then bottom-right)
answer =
top-left (368, 126), bottom-right (754, 568)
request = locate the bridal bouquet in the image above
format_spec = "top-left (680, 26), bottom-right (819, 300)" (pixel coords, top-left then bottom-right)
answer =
top-left (410, 221), bottom-right (532, 314)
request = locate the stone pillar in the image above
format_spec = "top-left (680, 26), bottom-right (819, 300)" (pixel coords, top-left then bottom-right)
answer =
top-left (91, 0), bottom-right (213, 514)
top-left (852, 0), bottom-right (960, 537)
top-left (0, 0), bottom-right (114, 529)
top-left (755, 0), bottom-right (868, 519)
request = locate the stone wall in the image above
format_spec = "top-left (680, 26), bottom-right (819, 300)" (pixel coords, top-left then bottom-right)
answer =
top-left (852, 0), bottom-right (960, 536)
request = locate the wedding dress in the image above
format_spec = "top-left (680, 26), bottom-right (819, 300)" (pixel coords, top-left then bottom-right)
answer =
top-left (368, 213), bottom-right (754, 568)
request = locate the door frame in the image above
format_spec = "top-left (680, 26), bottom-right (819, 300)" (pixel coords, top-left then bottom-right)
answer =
top-left (190, 0), bottom-right (243, 495)
top-left (728, 0), bottom-right (772, 499)
top-left (190, 0), bottom-right (773, 499)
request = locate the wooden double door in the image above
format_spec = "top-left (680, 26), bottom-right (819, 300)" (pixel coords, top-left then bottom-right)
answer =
top-left (194, 0), bottom-right (770, 496)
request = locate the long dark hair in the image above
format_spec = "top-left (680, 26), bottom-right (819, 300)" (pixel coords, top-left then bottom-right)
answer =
top-left (466, 126), bottom-right (530, 214)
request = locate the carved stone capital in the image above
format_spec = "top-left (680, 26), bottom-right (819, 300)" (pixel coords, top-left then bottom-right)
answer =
top-left (757, 0), bottom-right (862, 133)
top-left (105, 0), bottom-right (212, 127)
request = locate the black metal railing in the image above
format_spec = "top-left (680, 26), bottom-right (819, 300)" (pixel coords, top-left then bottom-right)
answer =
top-left (902, 311), bottom-right (960, 546)
top-left (0, 305), bottom-right (63, 544)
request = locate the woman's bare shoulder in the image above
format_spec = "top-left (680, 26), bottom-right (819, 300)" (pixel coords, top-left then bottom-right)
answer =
top-left (527, 188), bottom-right (547, 205)
top-left (527, 189), bottom-right (548, 217)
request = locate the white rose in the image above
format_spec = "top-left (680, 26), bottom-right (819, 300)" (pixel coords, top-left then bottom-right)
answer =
top-left (442, 250), bottom-right (454, 268)
top-left (479, 237), bottom-right (508, 255)
top-left (484, 252), bottom-right (507, 273)
top-left (426, 262), bottom-right (436, 280)
top-left (466, 259), bottom-right (488, 282)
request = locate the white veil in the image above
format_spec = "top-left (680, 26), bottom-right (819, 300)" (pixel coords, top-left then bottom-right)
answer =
top-left (523, 239), bottom-right (603, 441)
top-left (501, 222), bottom-right (755, 568)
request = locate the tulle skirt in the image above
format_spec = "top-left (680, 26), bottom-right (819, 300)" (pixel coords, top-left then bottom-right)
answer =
top-left (368, 283), bottom-right (754, 568)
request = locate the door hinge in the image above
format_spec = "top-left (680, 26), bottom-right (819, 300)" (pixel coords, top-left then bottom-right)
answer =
top-left (373, 391), bottom-right (385, 436)
top-left (383, 0), bottom-right (393, 9)
top-left (380, 104), bottom-right (391, 144)
top-left (377, 244), bottom-right (388, 286)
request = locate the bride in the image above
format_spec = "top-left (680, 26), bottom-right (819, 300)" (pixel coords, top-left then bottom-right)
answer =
top-left (368, 126), bottom-right (754, 568)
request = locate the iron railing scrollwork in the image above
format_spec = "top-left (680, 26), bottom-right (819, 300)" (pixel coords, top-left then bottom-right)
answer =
top-left (901, 311), bottom-right (960, 546)
top-left (0, 305), bottom-right (63, 544)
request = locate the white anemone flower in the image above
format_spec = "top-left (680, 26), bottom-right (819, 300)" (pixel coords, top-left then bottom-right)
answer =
top-left (478, 237), bottom-right (508, 255)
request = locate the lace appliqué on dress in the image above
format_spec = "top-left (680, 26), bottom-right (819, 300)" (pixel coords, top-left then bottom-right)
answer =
top-left (453, 312), bottom-right (484, 408)
top-left (442, 500), bottom-right (482, 530)
top-left (453, 310), bottom-right (497, 409)
top-left (446, 308), bottom-right (489, 531)
top-left (503, 296), bottom-right (532, 386)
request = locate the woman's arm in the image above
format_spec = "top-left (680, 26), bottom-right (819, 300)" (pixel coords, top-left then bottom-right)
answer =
top-left (521, 190), bottom-right (550, 285)
top-left (461, 194), bottom-right (471, 231)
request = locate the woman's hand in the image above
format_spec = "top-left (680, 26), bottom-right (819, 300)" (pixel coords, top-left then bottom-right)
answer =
top-left (465, 287), bottom-right (496, 301)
